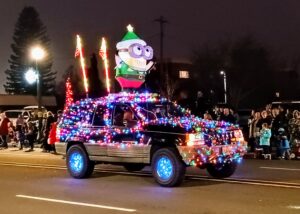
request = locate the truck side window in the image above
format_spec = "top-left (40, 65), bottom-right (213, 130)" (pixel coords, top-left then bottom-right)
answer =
top-left (113, 105), bottom-right (125, 126)
top-left (92, 105), bottom-right (106, 126)
top-left (113, 104), bottom-right (137, 127)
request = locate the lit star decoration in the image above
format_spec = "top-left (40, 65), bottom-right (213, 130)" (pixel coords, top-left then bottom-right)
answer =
top-left (127, 24), bottom-right (134, 32)
top-left (75, 35), bottom-right (89, 97)
top-left (99, 37), bottom-right (111, 93)
top-left (58, 92), bottom-right (247, 167)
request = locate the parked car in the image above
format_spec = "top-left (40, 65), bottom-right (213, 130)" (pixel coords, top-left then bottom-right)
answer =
top-left (271, 100), bottom-right (300, 111)
top-left (56, 92), bottom-right (247, 187)
top-left (23, 105), bottom-right (47, 117)
top-left (3, 109), bottom-right (31, 126)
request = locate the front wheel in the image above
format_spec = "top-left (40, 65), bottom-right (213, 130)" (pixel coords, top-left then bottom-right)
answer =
top-left (66, 144), bottom-right (95, 179)
top-left (152, 148), bottom-right (186, 187)
top-left (206, 160), bottom-right (237, 178)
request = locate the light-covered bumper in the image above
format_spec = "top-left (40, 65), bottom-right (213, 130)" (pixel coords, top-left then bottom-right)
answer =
top-left (177, 141), bottom-right (247, 166)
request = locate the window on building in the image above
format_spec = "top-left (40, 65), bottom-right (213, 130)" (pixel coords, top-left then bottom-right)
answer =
top-left (179, 70), bottom-right (189, 79)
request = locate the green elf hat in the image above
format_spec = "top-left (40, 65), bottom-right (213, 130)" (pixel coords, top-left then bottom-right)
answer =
top-left (116, 24), bottom-right (146, 50)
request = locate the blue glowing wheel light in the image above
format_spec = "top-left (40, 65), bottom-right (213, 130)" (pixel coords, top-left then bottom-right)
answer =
top-left (69, 152), bottom-right (84, 173)
top-left (156, 156), bottom-right (174, 181)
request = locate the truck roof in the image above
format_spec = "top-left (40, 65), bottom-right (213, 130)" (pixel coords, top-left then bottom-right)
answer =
top-left (71, 92), bottom-right (166, 109)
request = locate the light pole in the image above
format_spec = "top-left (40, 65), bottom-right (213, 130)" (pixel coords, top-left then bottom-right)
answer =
top-left (220, 70), bottom-right (227, 104)
top-left (30, 46), bottom-right (45, 141)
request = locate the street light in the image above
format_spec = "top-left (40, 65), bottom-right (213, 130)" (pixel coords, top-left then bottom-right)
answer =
top-left (220, 70), bottom-right (227, 104)
top-left (25, 68), bottom-right (38, 84)
top-left (31, 46), bottom-right (45, 61)
top-left (30, 46), bottom-right (45, 141)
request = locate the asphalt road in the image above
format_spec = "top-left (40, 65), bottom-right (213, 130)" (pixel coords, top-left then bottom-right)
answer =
top-left (0, 148), bottom-right (299, 214)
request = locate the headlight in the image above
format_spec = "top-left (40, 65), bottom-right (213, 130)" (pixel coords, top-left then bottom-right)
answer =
top-left (186, 133), bottom-right (205, 146)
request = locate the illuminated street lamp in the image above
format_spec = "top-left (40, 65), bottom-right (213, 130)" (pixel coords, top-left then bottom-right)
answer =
top-left (25, 68), bottom-right (38, 84)
top-left (30, 46), bottom-right (45, 140)
top-left (31, 46), bottom-right (45, 61)
top-left (220, 70), bottom-right (227, 104)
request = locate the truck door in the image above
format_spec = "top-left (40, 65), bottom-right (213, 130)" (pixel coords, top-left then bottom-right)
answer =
top-left (109, 104), bottom-right (145, 158)
top-left (86, 105), bottom-right (109, 156)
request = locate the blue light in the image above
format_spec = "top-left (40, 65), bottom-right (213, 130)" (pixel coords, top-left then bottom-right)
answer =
top-left (237, 157), bottom-right (242, 164)
top-left (218, 157), bottom-right (223, 163)
top-left (156, 156), bottom-right (173, 181)
top-left (69, 152), bottom-right (84, 173)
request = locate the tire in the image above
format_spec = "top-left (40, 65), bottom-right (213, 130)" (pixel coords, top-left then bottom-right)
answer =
top-left (123, 163), bottom-right (145, 172)
top-left (206, 160), bottom-right (237, 178)
top-left (66, 144), bottom-right (95, 179)
top-left (152, 148), bottom-right (186, 187)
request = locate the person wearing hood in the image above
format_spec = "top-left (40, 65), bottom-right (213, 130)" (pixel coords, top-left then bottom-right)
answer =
top-left (276, 128), bottom-right (291, 160)
top-left (0, 113), bottom-right (10, 149)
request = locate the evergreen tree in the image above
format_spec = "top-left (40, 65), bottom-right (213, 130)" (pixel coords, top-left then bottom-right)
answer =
top-left (87, 53), bottom-right (105, 98)
top-left (4, 6), bottom-right (56, 95)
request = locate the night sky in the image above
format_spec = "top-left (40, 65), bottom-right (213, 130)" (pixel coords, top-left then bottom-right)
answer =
top-left (1, 0), bottom-right (300, 93)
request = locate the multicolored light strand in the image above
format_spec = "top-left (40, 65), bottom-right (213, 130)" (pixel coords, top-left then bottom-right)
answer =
top-left (75, 35), bottom-right (89, 97)
top-left (58, 92), bottom-right (247, 167)
top-left (64, 77), bottom-right (74, 112)
top-left (99, 37), bottom-right (111, 93)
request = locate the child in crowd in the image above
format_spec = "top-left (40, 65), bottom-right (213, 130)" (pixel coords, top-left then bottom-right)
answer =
top-left (25, 122), bottom-right (36, 152)
top-left (7, 122), bottom-right (16, 146)
top-left (277, 128), bottom-right (290, 160)
top-left (16, 123), bottom-right (25, 150)
top-left (259, 123), bottom-right (272, 160)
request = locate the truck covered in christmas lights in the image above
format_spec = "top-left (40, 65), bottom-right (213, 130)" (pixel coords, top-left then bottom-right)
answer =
top-left (56, 25), bottom-right (246, 187)
top-left (56, 92), bottom-right (247, 187)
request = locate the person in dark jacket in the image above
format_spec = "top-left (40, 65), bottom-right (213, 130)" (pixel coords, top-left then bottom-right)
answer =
top-left (257, 110), bottom-right (272, 128)
top-left (276, 128), bottom-right (290, 159)
top-left (219, 108), bottom-right (236, 124)
top-left (25, 122), bottom-right (36, 152)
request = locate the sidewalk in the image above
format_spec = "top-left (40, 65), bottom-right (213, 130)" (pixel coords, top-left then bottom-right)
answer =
top-left (0, 142), bottom-right (56, 154)
top-left (0, 147), bottom-right (43, 152)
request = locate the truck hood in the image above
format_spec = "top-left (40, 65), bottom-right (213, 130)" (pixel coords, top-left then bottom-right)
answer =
top-left (153, 115), bottom-right (239, 133)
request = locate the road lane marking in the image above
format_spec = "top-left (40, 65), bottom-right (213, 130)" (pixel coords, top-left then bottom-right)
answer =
top-left (16, 195), bottom-right (136, 212)
top-left (287, 205), bottom-right (300, 210)
top-left (0, 162), bottom-right (66, 170)
top-left (187, 176), bottom-right (300, 189)
top-left (0, 152), bottom-right (50, 157)
top-left (1, 162), bottom-right (300, 189)
top-left (260, 166), bottom-right (300, 171)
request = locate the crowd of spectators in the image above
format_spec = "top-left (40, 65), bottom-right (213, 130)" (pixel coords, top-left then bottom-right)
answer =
top-left (200, 106), bottom-right (239, 124)
top-left (199, 104), bottom-right (300, 160)
top-left (247, 105), bottom-right (300, 159)
top-left (0, 110), bottom-right (62, 153)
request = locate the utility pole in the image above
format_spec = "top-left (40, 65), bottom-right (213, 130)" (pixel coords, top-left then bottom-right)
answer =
top-left (154, 16), bottom-right (168, 97)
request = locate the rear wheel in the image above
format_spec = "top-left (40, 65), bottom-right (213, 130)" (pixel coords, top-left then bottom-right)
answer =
top-left (206, 160), bottom-right (237, 178)
top-left (152, 148), bottom-right (186, 187)
top-left (66, 144), bottom-right (95, 178)
top-left (123, 163), bottom-right (145, 172)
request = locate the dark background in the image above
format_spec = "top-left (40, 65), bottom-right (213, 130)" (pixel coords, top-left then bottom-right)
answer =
top-left (1, 0), bottom-right (300, 107)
